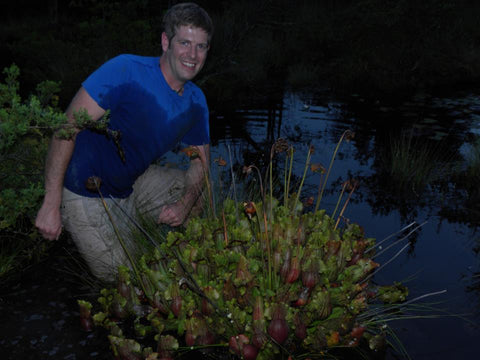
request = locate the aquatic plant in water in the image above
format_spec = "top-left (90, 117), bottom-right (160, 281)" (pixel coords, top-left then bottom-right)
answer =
top-left (81, 136), bottom-right (416, 360)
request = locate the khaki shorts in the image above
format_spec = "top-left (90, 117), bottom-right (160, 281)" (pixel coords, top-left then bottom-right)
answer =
top-left (61, 165), bottom-right (186, 282)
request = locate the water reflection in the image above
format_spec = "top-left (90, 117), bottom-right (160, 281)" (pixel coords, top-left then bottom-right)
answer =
top-left (209, 90), bottom-right (480, 359)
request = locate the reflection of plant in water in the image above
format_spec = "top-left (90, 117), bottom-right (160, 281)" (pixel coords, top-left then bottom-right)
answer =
top-left (465, 139), bottom-right (480, 180)
top-left (437, 137), bottom-right (480, 229)
top-left (466, 238), bottom-right (480, 294)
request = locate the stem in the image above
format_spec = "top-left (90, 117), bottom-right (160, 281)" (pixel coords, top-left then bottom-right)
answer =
top-left (285, 147), bottom-right (294, 208)
top-left (372, 221), bottom-right (427, 260)
top-left (363, 243), bottom-right (410, 283)
top-left (202, 162), bottom-right (215, 220)
top-left (253, 208), bottom-right (267, 282)
top-left (227, 144), bottom-right (238, 221)
top-left (315, 130), bottom-right (350, 211)
top-left (331, 182), bottom-right (347, 219)
top-left (283, 154), bottom-right (288, 206)
top-left (262, 210), bottom-right (272, 289)
top-left (365, 221), bottom-right (418, 254)
top-left (313, 172), bottom-right (325, 214)
top-left (97, 188), bottom-right (148, 296)
top-left (359, 289), bottom-right (447, 321)
top-left (334, 182), bottom-right (357, 230)
top-left (269, 148), bottom-right (274, 222)
top-left (222, 210), bottom-right (229, 246)
top-left (251, 165), bottom-right (265, 204)
top-left (293, 147), bottom-right (312, 213)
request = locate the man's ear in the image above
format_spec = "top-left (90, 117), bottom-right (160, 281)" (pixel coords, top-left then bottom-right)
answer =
top-left (161, 32), bottom-right (169, 52)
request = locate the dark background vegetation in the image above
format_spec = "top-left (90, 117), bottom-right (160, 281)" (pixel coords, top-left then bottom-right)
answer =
top-left (2, 0), bottom-right (480, 109)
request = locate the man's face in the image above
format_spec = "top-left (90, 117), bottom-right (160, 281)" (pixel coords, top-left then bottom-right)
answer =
top-left (161, 25), bottom-right (209, 87)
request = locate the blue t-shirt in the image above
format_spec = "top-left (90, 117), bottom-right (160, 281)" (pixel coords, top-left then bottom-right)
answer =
top-left (64, 54), bottom-right (210, 198)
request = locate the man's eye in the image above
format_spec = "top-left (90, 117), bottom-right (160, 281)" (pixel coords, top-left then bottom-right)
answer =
top-left (197, 44), bottom-right (209, 51)
top-left (180, 41), bottom-right (190, 46)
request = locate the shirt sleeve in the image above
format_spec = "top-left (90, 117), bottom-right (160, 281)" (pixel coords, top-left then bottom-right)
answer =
top-left (81, 54), bottom-right (132, 110)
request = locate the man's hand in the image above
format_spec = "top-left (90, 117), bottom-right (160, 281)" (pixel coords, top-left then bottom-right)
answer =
top-left (35, 203), bottom-right (63, 240)
top-left (157, 144), bottom-right (209, 227)
top-left (158, 202), bottom-right (190, 227)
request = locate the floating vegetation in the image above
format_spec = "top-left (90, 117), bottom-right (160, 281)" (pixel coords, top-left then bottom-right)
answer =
top-left (80, 135), bottom-right (430, 359)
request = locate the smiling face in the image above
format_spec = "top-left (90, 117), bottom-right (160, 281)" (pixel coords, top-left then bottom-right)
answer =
top-left (160, 25), bottom-right (210, 91)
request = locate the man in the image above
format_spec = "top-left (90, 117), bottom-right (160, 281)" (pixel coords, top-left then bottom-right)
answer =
top-left (35, 2), bottom-right (213, 281)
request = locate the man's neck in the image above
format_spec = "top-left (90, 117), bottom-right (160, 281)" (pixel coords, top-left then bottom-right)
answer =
top-left (159, 56), bottom-right (185, 94)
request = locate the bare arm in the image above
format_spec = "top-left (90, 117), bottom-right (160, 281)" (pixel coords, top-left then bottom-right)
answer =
top-left (35, 87), bottom-right (105, 240)
top-left (158, 144), bottom-right (210, 226)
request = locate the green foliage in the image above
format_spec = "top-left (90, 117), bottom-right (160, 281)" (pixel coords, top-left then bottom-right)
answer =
top-left (0, 64), bottom-right (113, 279)
top-left (0, 64), bottom-right (66, 232)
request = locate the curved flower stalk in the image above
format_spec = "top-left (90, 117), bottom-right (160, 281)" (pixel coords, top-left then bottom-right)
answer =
top-left (292, 144), bottom-right (314, 214)
top-left (334, 178), bottom-right (359, 230)
top-left (315, 129), bottom-right (355, 213)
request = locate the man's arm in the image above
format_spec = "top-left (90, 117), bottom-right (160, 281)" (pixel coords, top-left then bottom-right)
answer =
top-left (158, 144), bottom-right (210, 226)
top-left (35, 87), bottom-right (105, 240)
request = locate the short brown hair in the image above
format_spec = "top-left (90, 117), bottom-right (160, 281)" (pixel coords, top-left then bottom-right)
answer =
top-left (162, 2), bottom-right (213, 43)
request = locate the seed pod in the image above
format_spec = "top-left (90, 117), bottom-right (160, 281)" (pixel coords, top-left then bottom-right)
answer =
top-left (229, 334), bottom-right (249, 356)
top-left (80, 317), bottom-right (93, 332)
top-left (77, 300), bottom-right (92, 319)
top-left (253, 296), bottom-right (264, 322)
top-left (350, 325), bottom-right (366, 339)
top-left (171, 296), bottom-right (182, 317)
top-left (293, 311), bottom-right (307, 340)
top-left (294, 287), bottom-right (310, 307)
top-left (223, 278), bottom-right (236, 301)
top-left (117, 281), bottom-right (130, 299)
top-left (251, 329), bottom-right (267, 349)
top-left (326, 331), bottom-right (340, 347)
top-left (112, 298), bottom-right (128, 319)
top-left (326, 240), bottom-right (341, 256)
top-left (185, 331), bottom-right (195, 347)
top-left (201, 298), bottom-right (213, 316)
top-left (347, 252), bottom-right (362, 266)
top-left (280, 248), bottom-right (291, 281)
top-left (286, 256), bottom-right (300, 283)
top-left (295, 322), bottom-right (307, 340)
top-left (242, 344), bottom-right (259, 360)
top-left (197, 330), bottom-right (215, 346)
top-left (234, 255), bottom-right (253, 286)
top-left (268, 303), bottom-right (288, 343)
top-left (268, 319), bottom-right (288, 344)
top-left (152, 292), bottom-right (169, 315)
top-left (302, 270), bottom-right (317, 289)
top-left (157, 335), bottom-right (179, 359)
top-left (273, 249), bottom-right (282, 273)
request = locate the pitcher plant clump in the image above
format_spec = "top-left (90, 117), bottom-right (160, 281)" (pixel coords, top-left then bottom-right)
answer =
top-left (80, 136), bottom-right (417, 360)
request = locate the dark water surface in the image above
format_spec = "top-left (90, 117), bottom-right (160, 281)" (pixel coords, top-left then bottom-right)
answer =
top-left (1, 89), bottom-right (479, 359)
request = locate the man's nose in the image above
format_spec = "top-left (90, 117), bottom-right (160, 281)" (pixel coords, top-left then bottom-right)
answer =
top-left (188, 45), bottom-right (197, 59)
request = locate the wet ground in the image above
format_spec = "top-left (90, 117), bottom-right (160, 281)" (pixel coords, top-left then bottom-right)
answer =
top-left (0, 239), bottom-right (111, 360)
